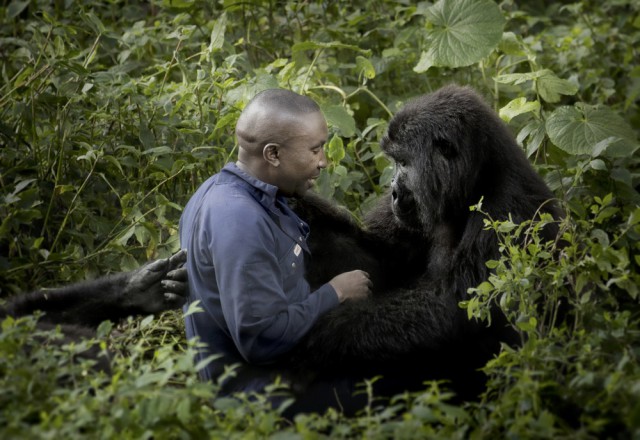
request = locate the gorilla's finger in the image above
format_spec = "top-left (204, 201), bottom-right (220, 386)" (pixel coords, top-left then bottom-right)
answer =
top-left (168, 249), bottom-right (187, 269)
top-left (161, 280), bottom-right (188, 296)
top-left (141, 257), bottom-right (169, 274)
top-left (166, 267), bottom-right (187, 281)
top-left (164, 292), bottom-right (187, 306)
top-left (127, 263), bottom-right (166, 291)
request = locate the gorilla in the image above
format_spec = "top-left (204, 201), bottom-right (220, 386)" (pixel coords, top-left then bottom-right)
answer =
top-left (283, 84), bottom-right (564, 409)
top-left (0, 250), bottom-right (188, 346)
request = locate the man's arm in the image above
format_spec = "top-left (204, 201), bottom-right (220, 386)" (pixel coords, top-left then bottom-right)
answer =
top-left (210, 211), bottom-right (339, 364)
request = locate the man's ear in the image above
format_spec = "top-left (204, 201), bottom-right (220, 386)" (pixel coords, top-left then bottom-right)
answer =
top-left (263, 143), bottom-right (280, 166)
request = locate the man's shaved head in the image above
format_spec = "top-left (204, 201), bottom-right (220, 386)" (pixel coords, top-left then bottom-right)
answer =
top-left (236, 89), bottom-right (322, 154)
top-left (234, 88), bottom-right (328, 197)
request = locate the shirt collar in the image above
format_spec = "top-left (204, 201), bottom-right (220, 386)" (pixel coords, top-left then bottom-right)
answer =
top-left (220, 162), bottom-right (283, 209)
top-left (220, 162), bottom-right (310, 248)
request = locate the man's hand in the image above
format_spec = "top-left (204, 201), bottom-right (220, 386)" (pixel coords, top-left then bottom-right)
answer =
top-left (329, 270), bottom-right (372, 303)
top-left (122, 249), bottom-right (188, 313)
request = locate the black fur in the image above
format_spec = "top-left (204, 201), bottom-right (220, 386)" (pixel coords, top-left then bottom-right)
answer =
top-left (1, 251), bottom-right (188, 352)
top-left (288, 85), bottom-right (563, 402)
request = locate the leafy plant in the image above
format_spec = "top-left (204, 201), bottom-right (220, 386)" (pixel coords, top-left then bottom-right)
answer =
top-left (1, 0), bottom-right (639, 437)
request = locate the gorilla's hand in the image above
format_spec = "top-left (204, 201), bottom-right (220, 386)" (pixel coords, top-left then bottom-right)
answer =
top-left (122, 249), bottom-right (188, 313)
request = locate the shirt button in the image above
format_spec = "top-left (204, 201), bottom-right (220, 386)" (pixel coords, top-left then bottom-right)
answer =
top-left (298, 236), bottom-right (303, 242)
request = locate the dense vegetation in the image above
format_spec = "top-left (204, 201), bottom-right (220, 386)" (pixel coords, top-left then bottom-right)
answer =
top-left (1, 0), bottom-right (639, 437)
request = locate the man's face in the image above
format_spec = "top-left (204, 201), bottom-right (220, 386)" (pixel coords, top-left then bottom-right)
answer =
top-left (275, 111), bottom-right (329, 198)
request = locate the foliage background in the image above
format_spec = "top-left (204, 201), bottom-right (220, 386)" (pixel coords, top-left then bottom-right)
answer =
top-left (1, 0), bottom-right (639, 437)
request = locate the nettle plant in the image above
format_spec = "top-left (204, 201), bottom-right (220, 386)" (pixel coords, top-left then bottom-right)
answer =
top-left (463, 193), bottom-right (640, 436)
top-left (1, 0), bottom-right (639, 436)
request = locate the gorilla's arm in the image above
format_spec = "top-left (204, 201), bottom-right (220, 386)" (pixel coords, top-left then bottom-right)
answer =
top-left (290, 213), bottom-right (507, 373)
top-left (291, 192), bottom-right (387, 290)
top-left (292, 192), bottom-right (426, 292)
top-left (292, 282), bottom-right (463, 369)
top-left (2, 250), bottom-right (187, 327)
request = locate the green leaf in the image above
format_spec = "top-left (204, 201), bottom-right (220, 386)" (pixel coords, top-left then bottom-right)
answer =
top-left (546, 103), bottom-right (639, 157)
top-left (499, 98), bottom-right (540, 123)
top-left (292, 41), bottom-right (370, 55)
top-left (7, 0), bottom-right (30, 19)
top-left (176, 398), bottom-right (191, 425)
top-left (139, 121), bottom-right (156, 149)
top-left (355, 56), bottom-right (376, 79)
top-left (183, 300), bottom-right (204, 317)
top-left (494, 69), bottom-right (578, 102)
top-left (415, 0), bottom-right (505, 72)
top-left (327, 134), bottom-right (345, 163)
top-left (628, 207), bottom-right (640, 227)
top-left (80, 11), bottom-right (107, 35)
top-left (535, 71), bottom-right (579, 103)
top-left (162, 0), bottom-right (194, 8)
top-left (321, 105), bottom-right (356, 137)
top-left (209, 13), bottom-right (227, 52)
top-left (96, 320), bottom-right (113, 338)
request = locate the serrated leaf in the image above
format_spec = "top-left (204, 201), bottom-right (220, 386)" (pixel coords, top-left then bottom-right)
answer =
top-left (321, 105), bottom-right (356, 137)
top-left (415, 0), bottom-right (505, 72)
top-left (139, 121), bottom-right (155, 150)
top-left (628, 207), bottom-right (640, 226)
top-left (96, 320), bottom-right (113, 338)
top-left (535, 70), bottom-right (578, 103)
top-left (139, 314), bottom-right (154, 329)
top-left (499, 31), bottom-right (523, 55)
top-left (183, 300), bottom-right (204, 317)
top-left (546, 103), bottom-right (639, 157)
top-left (494, 70), bottom-right (578, 103)
top-left (209, 13), bottom-right (227, 52)
top-left (176, 399), bottom-right (191, 425)
top-left (499, 97), bottom-right (540, 122)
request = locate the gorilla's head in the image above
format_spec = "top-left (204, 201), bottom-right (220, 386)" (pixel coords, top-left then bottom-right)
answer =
top-left (380, 85), bottom-right (509, 236)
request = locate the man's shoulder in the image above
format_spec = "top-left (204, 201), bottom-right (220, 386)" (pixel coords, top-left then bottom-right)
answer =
top-left (203, 179), bottom-right (262, 212)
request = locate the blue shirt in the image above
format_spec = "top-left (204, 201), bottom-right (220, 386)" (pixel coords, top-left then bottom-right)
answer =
top-left (180, 162), bottom-right (339, 383)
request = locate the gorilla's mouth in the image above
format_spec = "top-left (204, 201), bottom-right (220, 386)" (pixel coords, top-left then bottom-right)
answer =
top-left (391, 192), bottom-right (421, 230)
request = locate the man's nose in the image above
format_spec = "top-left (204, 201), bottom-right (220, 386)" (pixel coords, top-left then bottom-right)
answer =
top-left (318, 148), bottom-right (328, 168)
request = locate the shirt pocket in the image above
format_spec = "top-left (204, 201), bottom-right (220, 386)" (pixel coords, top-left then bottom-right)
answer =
top-left (279, 242), bottom-right (304, 295)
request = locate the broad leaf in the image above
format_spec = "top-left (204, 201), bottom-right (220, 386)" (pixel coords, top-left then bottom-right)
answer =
top-left (535, 71), bottom-right (579, 103)
top-left (321, 105), bottom-right (356, 137)
top-left (494, 69), bottom-right (578, 102)
top-left (546, 103), bottom-right (639, 157)
top-left (414, 0), bottom-right (505, 72)
top-left (499, 97), bottom-right (540, 122)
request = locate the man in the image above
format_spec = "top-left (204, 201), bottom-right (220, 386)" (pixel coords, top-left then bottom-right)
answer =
top-left (180, 89), bottom-right (371, 399)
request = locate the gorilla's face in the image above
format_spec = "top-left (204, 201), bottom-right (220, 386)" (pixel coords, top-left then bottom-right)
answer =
top-left (388, 158), bottom-right (421, 229)
top-left (380, 86), bottom-right (488, 236)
